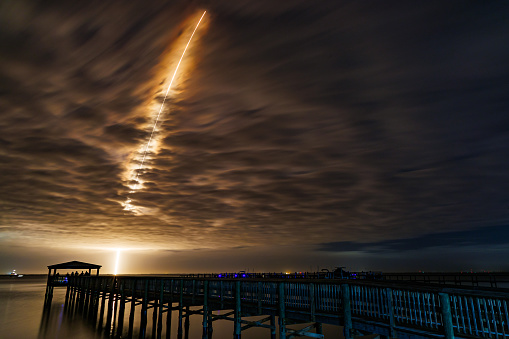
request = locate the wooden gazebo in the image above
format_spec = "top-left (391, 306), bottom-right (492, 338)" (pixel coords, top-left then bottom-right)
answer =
top-left (47, 260), bottom-right (102, 276)
top-left (44, 260), bottom-right (102, 306)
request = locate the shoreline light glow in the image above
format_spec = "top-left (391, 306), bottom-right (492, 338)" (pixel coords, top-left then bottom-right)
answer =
top-left (114, 249), bottom-right (120, 275)
top-left (124, 11), bottom-right (207, 212)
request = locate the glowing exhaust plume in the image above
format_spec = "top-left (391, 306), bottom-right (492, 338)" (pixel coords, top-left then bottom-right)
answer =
top-left (114, 249), bottom-right (120, 275)
top-left (124, 11), bottom-right (206, 211)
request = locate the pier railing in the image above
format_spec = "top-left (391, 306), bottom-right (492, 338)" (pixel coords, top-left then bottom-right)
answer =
top-left (60, 275), bottom-right (509, 338)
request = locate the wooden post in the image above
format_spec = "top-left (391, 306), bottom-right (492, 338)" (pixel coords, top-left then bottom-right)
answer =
top-left (67, 285), bottom-right (74, 314)
top-left (234, 280), bottom-right (242, 339)
top-left (87, 277), bottom-right (96, 321)
top-left (117, 281), bottom-right (126, 338)
top-left (310, 283), bottom-right (316, 322)
top-left (192, 279), bottom-right (196, 304)
top-left (257, 281), bottom-right (263, 315)
top-left (83, 277), bottom-right (91, 314)
top-left (79, 276), bottom-right (86, 313)
top-left (184, 306), bottom-right (190, 339)
top-left (139, 279), bottom-right (149, 339)
top-left (208, 309), bottom-right (213, 339)
top-left (152, 282), bottom-right (158, 339)
top-left (270, 315), bottom-right (276, 339)
top-left (439, 292), bottom-right (455, 339)
top-left (157, 279), bottom-right (164, 339)
top-left (220, 280), bottom-right (224, 309)
top-left (166, 280), bottom-right (173, 339)
top-left (44, 268), bottom-right (52, 307)
top-left (105, 277), bottom-right (116, 332)
top-left (278, 282), bottom-right (286, 338)
top-left (341, 284), bottom-right (353, 339)
top-left (113, 288), bottom-right (119, 335)
top-left (202, 280), bottom-right (209, 339)
top-left (99, 278), bottom-right (107, 329)
top-left (92, 277), bottom-right (102, 323)
top-left (64, 284), bottom-right (71, 311)
top-left (178, 280), bottom-right (184, 339)
top-left (128, 279), bottom-right (137, 339)
top-left (69, 284), bottom-right (77, 316)
top-left (386, 288), bottom-right (397, 338)
top-left (316, 322), bottom-right (323, 334)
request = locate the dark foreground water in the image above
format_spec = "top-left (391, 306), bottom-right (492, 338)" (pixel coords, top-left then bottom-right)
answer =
top-left (0, 276), bottom-right (342, 339)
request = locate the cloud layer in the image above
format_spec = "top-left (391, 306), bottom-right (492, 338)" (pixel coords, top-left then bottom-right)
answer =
top-left (1, 0), bottom-right (508, 271)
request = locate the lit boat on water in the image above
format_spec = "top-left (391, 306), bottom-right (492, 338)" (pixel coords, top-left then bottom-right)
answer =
top-left (9, 270), bottom-right (23, 278)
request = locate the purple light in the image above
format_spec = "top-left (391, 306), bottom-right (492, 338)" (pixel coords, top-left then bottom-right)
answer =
top-left (242, 274), bottom-right (246, 277)
top-left (218, 274), bottom-right (222, 278)
top-left (234, 274), bottom-right (238, 278)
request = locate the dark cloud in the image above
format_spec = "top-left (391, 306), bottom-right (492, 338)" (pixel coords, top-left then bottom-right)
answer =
top-left (317, 224), bottom-right (509, 253)
top-left (1, 0), bottom-right (509, 272)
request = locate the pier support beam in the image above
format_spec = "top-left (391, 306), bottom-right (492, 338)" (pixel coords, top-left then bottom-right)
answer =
top-left (128, 279), bottom-right (137, 339)
top-left (341, 284), bottom-right (353, 339)
top-left (157, 279), bottom-right (164, 339)
top-left (386, 288), bottom-right (397, 339)
top-left (184, 306), bottom-right (190, 339)
top-left (270, 315), bottom-right (276, 339)
top-left (202, 280), bottom-right (209, 339)
top-left (439, 292), bottom-right (455, 339)
top-left (178, 280), bottom-right (184, 339)
top-left (234, 280), bottom-right (242, 339)
top-left (105, 277), bottom-right (116, 333)
top-left (278, 282), bottom-right (286, 338)
top-left (98, 279), bottom-right (107, 329)
top-left (139, 279), bottom-right (149, 339)
top-left (152, 293), bottom-right (159, 339)
top-left (117, 281), bottom-right (126, 338)
top-left (166, 280), bottom-right (173, 339)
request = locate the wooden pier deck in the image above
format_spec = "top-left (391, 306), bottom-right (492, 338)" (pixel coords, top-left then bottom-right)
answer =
top-left (53, 275), bottom-right (509, 339)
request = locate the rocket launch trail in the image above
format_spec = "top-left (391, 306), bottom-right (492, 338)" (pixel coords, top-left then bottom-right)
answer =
top-left (124, 11), bottom-right (207, 211)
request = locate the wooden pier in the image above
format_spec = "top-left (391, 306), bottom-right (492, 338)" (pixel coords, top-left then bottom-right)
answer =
top-left (46, 273), bottom-right (509, 339)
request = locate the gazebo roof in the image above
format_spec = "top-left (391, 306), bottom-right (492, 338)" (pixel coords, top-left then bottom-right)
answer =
top-left (47, 260), bottom-right (102, 269)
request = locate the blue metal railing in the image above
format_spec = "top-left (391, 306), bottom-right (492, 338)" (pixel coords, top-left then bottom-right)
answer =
top-left (67, 276), bottom-right (509, 338)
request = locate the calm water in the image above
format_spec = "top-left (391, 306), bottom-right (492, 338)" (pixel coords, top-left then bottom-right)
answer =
top-left (0, 276), bottom-right (341, 339)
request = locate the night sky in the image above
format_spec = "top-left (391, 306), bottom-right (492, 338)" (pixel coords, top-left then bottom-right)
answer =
top-left (1, 1), bottom-right (509, 274)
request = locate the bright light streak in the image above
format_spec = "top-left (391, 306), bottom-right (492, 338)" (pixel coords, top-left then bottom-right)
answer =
top-left (114, 250), bottom-right (120, 275)
top-left (124, 11), bottom-right (207, 211)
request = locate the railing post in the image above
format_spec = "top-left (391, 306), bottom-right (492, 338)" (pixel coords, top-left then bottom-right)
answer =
top-left (341, 284), bottom-right (353, 339)
top-left (385, 288), bottom-right (397, 338)
top-left (439, 292), bottom-right (455, 339)
top-left (278, 282), bottom-right (286, 338)
top-left (202, 280), bottom-right (209, 339)
top-left (234, 280), bottom-right (242, 339)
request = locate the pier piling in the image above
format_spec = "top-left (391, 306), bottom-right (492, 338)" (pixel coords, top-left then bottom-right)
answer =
top-left (44, 267), bottom-right (509, 339)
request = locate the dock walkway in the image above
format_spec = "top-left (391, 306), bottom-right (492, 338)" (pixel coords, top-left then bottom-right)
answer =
top-left (58, 275), bottom-right (509, 339)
